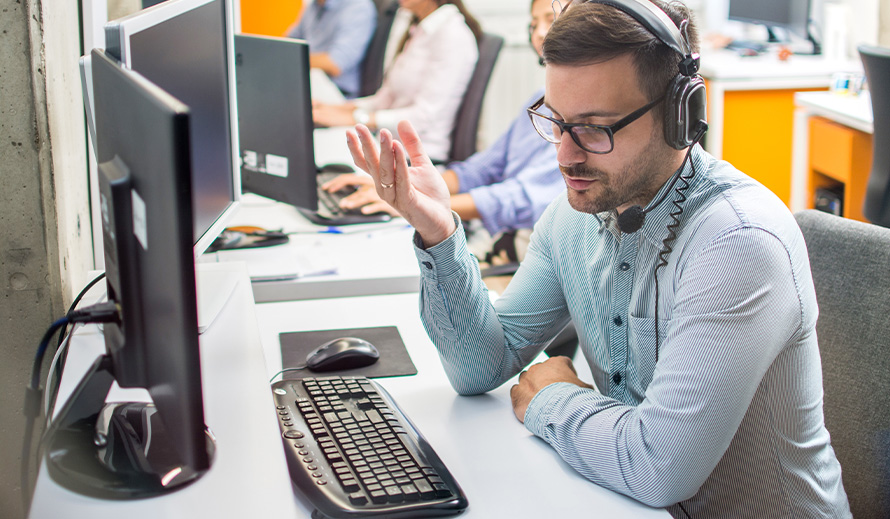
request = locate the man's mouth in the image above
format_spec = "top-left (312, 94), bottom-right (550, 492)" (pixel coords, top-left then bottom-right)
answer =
top-left (563, 175), bottom-right (598, 191)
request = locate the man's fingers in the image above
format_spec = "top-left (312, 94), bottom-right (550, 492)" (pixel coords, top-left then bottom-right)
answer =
top-left (396, 120), bottom-right (433, 169)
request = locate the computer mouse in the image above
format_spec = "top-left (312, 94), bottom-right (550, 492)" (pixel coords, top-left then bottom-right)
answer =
top-left (305, 337), bottom-right (380, 372)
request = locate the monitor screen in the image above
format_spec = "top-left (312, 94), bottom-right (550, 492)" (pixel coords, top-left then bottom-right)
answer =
top-left (728, 0), bottom-right (811, 40)
top-left (235, 33), bottom-right (318, 210)
top-left (105, 0), bottom-right (240, 256)
top-left (44, 49), bottom-right (212, 498)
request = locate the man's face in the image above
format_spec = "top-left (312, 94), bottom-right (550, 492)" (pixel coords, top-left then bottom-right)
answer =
top-left (544, 54), bottom-right (675, 216)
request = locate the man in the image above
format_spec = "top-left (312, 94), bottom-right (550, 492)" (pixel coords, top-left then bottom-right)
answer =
top-left (285, 0), bottom-right (377, 99)
top-left (322, 0), bottom-right (564, 260)
top-left (345, 0), bottom-right (851, 517)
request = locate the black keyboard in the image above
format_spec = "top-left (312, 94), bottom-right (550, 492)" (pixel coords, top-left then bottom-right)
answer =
top-left (271, 376), bottom-right (468, 519)
top-left (308, 172), bottom-right (392, 226)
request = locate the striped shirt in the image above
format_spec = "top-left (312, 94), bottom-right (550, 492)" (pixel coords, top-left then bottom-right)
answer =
top-left (414, 145), bottom-right (851, 517)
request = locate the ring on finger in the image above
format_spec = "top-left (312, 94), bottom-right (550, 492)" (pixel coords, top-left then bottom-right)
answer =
top-left (380, 182), bottom-right (394, 189)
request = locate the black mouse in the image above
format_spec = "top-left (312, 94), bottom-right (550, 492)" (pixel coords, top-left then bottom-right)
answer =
top-left (305, 337), bottom-right (380, 372)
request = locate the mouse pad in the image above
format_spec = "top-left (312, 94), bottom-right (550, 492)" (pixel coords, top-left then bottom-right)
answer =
top-left (279, 326), bottom-right (417, 379)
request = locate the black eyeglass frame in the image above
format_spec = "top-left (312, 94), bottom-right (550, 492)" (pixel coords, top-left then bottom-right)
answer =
top-left (527, 94), bottom-right (665, 154)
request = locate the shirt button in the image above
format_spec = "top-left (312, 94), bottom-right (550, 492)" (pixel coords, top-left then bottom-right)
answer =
top-left (612, 372), bottom-right (622, 385)
top-left (613, 316), bottom-right (623, 326)
top-left (422, 261), bottom-right (433, 270)
top-left (619, 262), bottom-right (630, 271)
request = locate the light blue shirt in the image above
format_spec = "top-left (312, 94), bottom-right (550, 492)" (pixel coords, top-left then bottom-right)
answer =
top-left (449, 89), bottom-right (564, 235)
top-left (414, 146), bottom-right (851, 517)
top-left (287, 0), bottom-right (376, 98)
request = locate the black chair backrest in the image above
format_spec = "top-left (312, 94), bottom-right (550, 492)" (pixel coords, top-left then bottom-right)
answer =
top-left (795, 209), bottom-right (890, 519)
top-left (858, 45), bottom-right (890, 227)
top-left (447, 32), bottom-right (504, 163)
top-left (358, 0), bottom-right (399, 98)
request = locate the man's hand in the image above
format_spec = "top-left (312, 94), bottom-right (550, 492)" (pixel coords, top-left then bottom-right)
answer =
top-left (510, 356), bottom-right (594, 423)
top-left (346, 121), bottom-right (456, 246)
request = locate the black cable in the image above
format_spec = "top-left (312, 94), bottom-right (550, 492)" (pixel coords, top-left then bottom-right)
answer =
top-left (653, 126), bottom-right (705, 363)
top-left (22, 316), bottom-right (69, 513)
top-left (57, 272), bottom-right (106, 348)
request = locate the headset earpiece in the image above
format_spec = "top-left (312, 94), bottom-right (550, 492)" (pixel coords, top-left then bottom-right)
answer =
top-left (663, 73), bottom-right (706, 149)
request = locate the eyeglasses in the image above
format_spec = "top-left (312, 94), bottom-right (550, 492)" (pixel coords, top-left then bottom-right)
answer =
top-left (527, 95), bottom-right (664, 154)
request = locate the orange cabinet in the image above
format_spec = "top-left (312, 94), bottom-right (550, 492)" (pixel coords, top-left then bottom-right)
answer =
top-left (807, 116), bottom-right (873, 222)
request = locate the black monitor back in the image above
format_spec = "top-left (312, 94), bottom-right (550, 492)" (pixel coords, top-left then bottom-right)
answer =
top-left (235, 33), bottom-right (318, 210)
top-left (92, 48), bottom-right (209, 475)
top-left (860, 45), bottom-right (890, 228)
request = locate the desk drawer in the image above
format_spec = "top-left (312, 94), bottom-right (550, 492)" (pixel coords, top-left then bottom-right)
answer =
top-left (809, 117), bottom-right (855, 182)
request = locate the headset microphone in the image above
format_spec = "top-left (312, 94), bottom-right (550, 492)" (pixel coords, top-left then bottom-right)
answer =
top-left (616, 121), bottom-right (708, 234)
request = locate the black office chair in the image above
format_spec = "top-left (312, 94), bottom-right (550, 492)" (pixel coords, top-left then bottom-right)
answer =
top-left (858, 45), bottom-right (890, 228)
top-left (357, 0), bottom-right (399, 98)
top-left (795, 209), bottom-right (890, 519)
top-left (447, 32), bottom-right (504, 163)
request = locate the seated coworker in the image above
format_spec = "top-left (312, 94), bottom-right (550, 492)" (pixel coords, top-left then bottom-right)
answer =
top-left (344, 0), bottom-right (851, 516)
top-left (322, 0), bottom-right (564, 254)
top-left (285, 0), bottom-right (377, 99)
top-left (312, 0), bottom-right (481, 162)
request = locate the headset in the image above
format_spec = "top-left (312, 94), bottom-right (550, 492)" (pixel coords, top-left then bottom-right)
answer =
top-left (583, 0), bottom-right (707, 150)
top-left (571, 0), bottom-right (708, 234)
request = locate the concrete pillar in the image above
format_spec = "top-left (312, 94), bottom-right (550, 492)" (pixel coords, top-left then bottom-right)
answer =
top-left (1, 0), bottom-right (93, 516)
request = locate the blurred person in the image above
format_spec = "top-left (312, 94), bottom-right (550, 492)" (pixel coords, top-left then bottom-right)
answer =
top-left (312, 0), bottom-right (481, 162)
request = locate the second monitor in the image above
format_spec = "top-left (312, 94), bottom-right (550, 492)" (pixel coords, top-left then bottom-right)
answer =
top-left (234, 34), bottom-right (391, 226)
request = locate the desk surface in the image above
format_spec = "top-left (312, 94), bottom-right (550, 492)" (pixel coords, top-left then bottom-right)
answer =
top-left (699, 49), bottom-right (860, 84)
top-left (28, 263), bottom-right (300, 519)
top-left (255, 293), bottom-right (670, 518)
top-left (795, 90), bottom-right (874, 134)
top-left (202, 193), bottom-right (420, 302)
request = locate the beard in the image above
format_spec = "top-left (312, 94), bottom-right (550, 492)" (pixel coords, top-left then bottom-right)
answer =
top-left (560, 138), bottom-right (677, 216)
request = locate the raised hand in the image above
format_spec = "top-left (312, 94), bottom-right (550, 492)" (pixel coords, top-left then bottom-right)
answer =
top-left (346, 121), bottom-right (457, 247)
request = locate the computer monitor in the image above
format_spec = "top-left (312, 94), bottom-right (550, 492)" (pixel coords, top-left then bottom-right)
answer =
top-left (235, 34), bottom-right (318, 210)
top-left (44, 49), bottom-right (213, 498)
top-left (728, 0), bottom-right (815, 48)
top-left (105, 0), bottom-right (240, 256)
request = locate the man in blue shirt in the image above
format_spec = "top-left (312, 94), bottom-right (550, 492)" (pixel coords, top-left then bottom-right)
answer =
top-left (344, 0), bottom-right (851, 516)
top-left (285, 0), bottom-right (377, 99)
top-left (323, 0), bottom-right (563, 253)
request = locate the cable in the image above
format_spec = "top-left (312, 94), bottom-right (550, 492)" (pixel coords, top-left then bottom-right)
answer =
top-left (44, 323), bottom-right (79, 426)
top-left (57, 272), bottom-right (106, 348)
top-left (270, 365), bottom-right (308, 383)
top-left (653, 125), bottom-right (706, 363)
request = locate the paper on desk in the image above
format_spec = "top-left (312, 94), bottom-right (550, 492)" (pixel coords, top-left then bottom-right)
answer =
top-left (213, 246), bottom-right (339, 282)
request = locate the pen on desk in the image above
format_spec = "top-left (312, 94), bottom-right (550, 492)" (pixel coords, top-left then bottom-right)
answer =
top-left (318, 227), bottom-right (343, 234)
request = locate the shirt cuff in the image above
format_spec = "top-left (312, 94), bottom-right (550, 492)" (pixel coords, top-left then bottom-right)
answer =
top-left (524, 382), bottom-right (590, 443)
top-left (413, 212), bottom-right (469, 281)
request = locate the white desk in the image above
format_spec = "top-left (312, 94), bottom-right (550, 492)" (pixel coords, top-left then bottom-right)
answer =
top-left (255, 293), bottom-right (670, 518)
top-left (29, 263), bottom-right (299, 519)
top-left (790, 90), bottom-right (874, 215)
top-left (699, 49), bottom-right (860, 159)
top-left (201, 193), bottom-right (421, 302)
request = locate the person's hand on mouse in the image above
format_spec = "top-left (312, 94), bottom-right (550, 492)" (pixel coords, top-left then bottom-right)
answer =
top-left (321, 174), bottom-right (401, 216)
top-left (346, 121), bottom-right (455, 247)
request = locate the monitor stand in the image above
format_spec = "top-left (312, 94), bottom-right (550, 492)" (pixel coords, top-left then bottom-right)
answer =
top-left (43, 355), bottom-right (215, 499)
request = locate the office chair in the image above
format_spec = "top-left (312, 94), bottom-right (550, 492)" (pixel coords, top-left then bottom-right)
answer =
top-left (447, 32), bottom-right (504, 163)
top-left (358, 0), bottom-right (399, 98)
top-left (795, 209), bottom-right (890, 519)
top-left (858, 45), bottom-right (890, 228)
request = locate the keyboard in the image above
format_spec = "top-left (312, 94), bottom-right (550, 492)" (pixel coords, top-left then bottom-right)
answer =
top-left (271, 376), bottom-right (468, 519)
top-left (306, 172), bottom-right (392, 226)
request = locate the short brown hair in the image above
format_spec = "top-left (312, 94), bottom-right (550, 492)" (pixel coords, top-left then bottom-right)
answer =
top-left (542, 0), bottom-right (699, 105)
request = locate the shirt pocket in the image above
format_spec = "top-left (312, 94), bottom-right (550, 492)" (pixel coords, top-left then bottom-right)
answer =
top-left (627, 315), bottom-right (665, 400)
